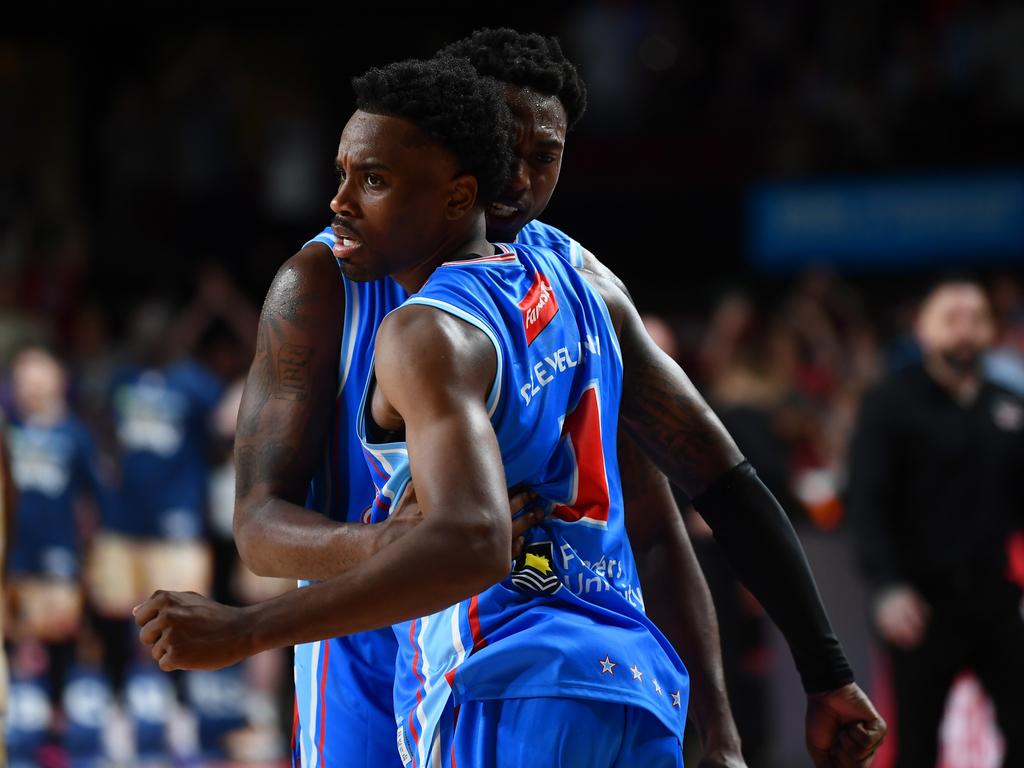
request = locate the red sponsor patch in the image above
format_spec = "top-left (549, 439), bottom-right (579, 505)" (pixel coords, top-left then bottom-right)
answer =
top-left (519, 271), bottom-right (559, 345)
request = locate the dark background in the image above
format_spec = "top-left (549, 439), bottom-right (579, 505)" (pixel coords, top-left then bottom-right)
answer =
top-left (6, 2), bottom-right (1022, 330)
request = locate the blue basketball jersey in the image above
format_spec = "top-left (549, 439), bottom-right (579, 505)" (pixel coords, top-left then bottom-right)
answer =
top-left (110, 360), bottom-right (223, 539)
top-left (292, 226), bottom-right (408, 768)
top-left (514, 217), bottom-right (585, 269)
top-left (359, 243), bottom-right (689, 768)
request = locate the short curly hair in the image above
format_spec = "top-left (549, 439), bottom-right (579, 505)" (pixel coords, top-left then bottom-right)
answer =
top-left (437, 28), bottom-right (587, 130)
top-left (352, 56), bottom-right (514, 207)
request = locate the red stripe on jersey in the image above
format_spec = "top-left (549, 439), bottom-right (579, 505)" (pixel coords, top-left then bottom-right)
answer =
top-left (318, 640), bottom-right (330, 766)
top-left (408, 619), bottom-right (424, 750)
top-left (290, 694), bottom-right (299, 756)
top-left (363, 448), bottom-right (391, 484)
top-left (468, 595), bottom-right (487, 652)
top-left (441, 244), bottom-right (517, 267)
top-left (451, 703), bottom-right (461, 768)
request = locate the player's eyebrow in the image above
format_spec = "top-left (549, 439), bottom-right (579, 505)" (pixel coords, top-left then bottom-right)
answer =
top-left (352, 159), bottom-right (391, 172)
top-left (535, 137), bottom-right (564, 150)
top-left (334, 159), bottom-right (392, 172)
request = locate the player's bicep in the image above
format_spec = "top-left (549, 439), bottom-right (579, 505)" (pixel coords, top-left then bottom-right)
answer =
top-left (234, 249), bottom-right (343, 504)
top-left (375, 309), bottom-right (511, 541)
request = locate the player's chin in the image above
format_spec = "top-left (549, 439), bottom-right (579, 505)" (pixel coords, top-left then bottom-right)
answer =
top-left (338, 258), bottom-right (388, 283)
top-left (485, 213), bottom-right (526, 244)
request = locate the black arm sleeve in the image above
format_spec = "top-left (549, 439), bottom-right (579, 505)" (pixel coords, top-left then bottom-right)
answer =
top-left (692, 461), bottom-right (854, 694)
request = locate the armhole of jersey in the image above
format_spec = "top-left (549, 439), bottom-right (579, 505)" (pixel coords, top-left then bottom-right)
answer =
top-left (402, 297), bottom-right (504, 418)
top-left (337, 271), bottom-right (358, 395)
top-left (303, 228), bottom-right (336, 251)
top-left (579, 277), bottom-right (624, 366)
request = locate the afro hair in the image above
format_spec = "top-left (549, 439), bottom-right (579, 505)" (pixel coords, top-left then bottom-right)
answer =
top-left (352, 56), bottom-right (514, 207)
top-left (437, 27), bottom-right (587, 130)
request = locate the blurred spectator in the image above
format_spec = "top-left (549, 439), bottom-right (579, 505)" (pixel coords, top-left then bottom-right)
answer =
top-left (4, 346), bottom-right (110, 752)
top-left (0, 405), bottom-right (13, 750)
top-left (847, 280), bottom-right (1024, 767)
top-left (86, 266), bottom-right (255, 697)
top-left (984, 275), bottom-right (1024, 396)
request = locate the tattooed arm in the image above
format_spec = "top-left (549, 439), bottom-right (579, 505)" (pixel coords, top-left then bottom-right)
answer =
top-left (232, 244), bottom-right (382, 580)
top-left (592, 272), bottom-right (884, 768)
top-left (579, 249), bottom-right (744, 765)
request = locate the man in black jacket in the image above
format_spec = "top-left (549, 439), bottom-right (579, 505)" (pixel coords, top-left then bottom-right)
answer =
top-left (848, 279), bottom-right (1024, 768)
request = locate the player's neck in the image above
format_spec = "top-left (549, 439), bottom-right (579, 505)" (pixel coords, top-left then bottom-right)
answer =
top-left (391, 217), bottom-right (494, 294)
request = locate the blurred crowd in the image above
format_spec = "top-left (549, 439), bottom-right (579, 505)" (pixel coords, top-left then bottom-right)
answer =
top-left (1, 259), bottom-right (1021, 765)
top-left (0, 267), bottom-right (291, 766)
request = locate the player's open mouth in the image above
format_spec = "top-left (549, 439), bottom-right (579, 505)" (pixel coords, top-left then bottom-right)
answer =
top-left (331, 231), bottom-right (364, 259)
top-left (489, 202), bottom-right (520, 219)
top-left (332, 236), bottom-right (362, 259)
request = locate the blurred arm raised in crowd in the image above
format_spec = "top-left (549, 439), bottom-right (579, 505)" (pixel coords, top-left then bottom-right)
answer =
top-left (164, 263), bottom-right (260, 361)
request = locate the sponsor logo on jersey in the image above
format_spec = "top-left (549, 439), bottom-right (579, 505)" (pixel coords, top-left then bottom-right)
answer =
top-left (519, 271), bottom-right (559, 345)
top-left (511, 540), bottom-right (561, 595)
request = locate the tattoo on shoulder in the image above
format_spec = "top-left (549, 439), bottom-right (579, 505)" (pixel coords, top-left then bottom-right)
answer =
top-left (276, 343), bottom-right (313, 401)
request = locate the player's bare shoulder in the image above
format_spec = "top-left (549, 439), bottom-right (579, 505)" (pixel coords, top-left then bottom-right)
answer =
top-left (575, 263), bottom-right (630, 339)
top-left (261, 240), bottom-right (345, 330)
top-left (374, 303), bottom-right (498, 401)
top-left (578, 247), bottom-right (634, 305)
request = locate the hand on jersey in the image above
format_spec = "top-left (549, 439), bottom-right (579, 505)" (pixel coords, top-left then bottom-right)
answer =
top-left (378, 484), bottom-right (542, 561)
top-left (806, 682), bottom-right (886, 768)
top-left (135, 590), bottom-right (251, 671)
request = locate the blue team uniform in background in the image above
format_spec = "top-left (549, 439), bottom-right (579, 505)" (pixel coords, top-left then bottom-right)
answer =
top-left (7, 413), bottom-right (107, 579)
top-left (109, 360), bottom-right (223, 539)
top-left (290, 220), bottom-right (587, 768)
top-left (359, 242), bottom-right (688, 767)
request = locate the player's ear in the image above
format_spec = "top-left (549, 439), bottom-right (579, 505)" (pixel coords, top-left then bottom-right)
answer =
top-left (445, 174), bottom-right (478, 220)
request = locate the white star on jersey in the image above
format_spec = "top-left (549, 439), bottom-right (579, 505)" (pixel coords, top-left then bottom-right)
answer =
top-left (671, 690), bottom-right (682, 708)
top-left (630, 665), bottom-right (643, 682)
top-left (653, 678), bottom-right (662, 694)
top-left (599, 656), bottom-right (617, 675)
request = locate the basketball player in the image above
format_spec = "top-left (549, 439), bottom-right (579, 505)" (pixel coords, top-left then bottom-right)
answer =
top-left (138, 57), bottom-right (884, 767)
top-left (232, 29), bottom-right (742, 768)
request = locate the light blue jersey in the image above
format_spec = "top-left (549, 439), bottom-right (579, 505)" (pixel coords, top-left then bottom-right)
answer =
top-left (292, 226), bottom-right (408, 768)
top-left (292, 221), bottom-right (601, 768)
top-left (359, 243), bottom-right (688, 767)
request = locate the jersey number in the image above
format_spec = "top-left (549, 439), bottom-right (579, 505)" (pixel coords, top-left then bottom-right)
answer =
top-left (552, 384), bottom-right (610, 526)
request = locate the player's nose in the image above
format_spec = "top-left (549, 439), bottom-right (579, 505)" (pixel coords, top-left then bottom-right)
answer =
top-left (330, 182), bottom-right (358, 218)
top-left (507, 159), bottom-right (530, 194)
